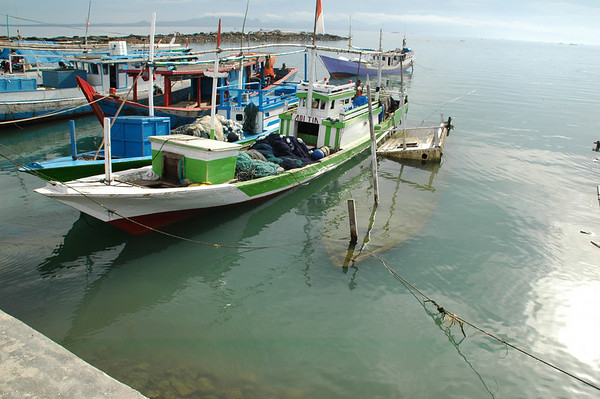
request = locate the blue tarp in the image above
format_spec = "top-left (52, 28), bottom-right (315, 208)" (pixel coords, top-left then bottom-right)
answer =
top-left (0, 41), bottom-right (65, 64)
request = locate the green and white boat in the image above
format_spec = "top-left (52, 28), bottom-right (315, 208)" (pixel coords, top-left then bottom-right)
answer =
top-left (35, 78), bottom-right (407, 234)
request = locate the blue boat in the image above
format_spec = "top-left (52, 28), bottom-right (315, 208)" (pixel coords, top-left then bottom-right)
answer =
top-left (0, 41), bottom-right (195, 124)
top-left (20, 78), bottom-right (299, 182)
top-left (319, 46), bottom-right (415, 78)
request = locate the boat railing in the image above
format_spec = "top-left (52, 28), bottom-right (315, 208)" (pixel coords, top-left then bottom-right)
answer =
top-left (217, 82), bottom-right (297, 110)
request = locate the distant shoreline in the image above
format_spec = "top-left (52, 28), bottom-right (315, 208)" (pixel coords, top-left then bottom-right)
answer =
top-left (0, 30), bottom-right (347, 45)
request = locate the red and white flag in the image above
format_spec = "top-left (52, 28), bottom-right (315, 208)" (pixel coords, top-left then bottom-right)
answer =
top-left (315, 0), bottom-right (325, 34)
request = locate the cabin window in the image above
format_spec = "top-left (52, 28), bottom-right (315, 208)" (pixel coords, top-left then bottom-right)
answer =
top-left (103, 65), bottom-right (109, 75)
top-left (301, 98), bottom-right (306, 107)
top-left (312, 99), bottom-right (320, 109)
top-left (89, 64), bottom-right (99, 75)
top-left (236, 114), bottom-right (243, 121)
top-left (331, 100), bottom-right (335, 109)
top-left (320, 101), bottom-right (326, 110)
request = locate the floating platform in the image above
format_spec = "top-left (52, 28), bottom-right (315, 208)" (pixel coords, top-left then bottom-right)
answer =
top-left (377, 118), bottom-right (452, 162)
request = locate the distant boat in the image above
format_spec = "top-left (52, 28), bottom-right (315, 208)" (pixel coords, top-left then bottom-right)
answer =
top-left (34, 78), bottom-right (408, 234)
top-left (0, 41), bottom-right (194, 124)
top-left (320, 39), bottom-right (415, 78)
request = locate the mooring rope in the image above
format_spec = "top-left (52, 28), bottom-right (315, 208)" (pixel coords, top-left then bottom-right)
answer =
top-left (0, 144), bottom-right (303, 250)
top-left (373, 254), bottom-right (600, 392)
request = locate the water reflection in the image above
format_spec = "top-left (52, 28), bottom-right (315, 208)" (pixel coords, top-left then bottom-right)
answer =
top-left (324, 158), bottom-right (442, 266)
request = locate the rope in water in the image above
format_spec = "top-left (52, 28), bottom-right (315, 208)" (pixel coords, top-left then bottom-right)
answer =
top-left (372, 254), bottom-right (600, 392)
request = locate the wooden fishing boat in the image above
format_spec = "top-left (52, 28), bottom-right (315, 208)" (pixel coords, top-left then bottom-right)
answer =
top-left (34, 78), bottom-right (407, 234)
top-left (20, 79), bottom-right (298, 182)
top-left (77, 55), bottom-right (298, 129)
top-left (319, 40), bottom-right (415, 78)
top-left (377, 117), bottom-right (453, 162)
top-left (0, 43), bottom-right (193, 124)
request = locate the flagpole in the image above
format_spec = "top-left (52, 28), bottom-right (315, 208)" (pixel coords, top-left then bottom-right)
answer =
top-left (210, 19), bottom-right (222, 140)
top-left (307, 0), bottom-right (322, 117)
top-left (148, 12), bottom-right (156, 117)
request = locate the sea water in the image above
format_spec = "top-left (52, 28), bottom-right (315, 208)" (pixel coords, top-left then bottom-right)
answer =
top-left (1, 33), bottom-right (600, 398)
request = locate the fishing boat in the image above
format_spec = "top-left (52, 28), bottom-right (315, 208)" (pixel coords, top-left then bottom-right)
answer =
top-left (0, 42), bottom-right (193, 124)
top-left (377, 117), bottom-right (453, 162)
top-left (21, 79), bottom-right (298, 182)
top-left (34, 77), bottom-right (407, 234)
top-left (77, 54), bottom-right (298, 129)
top-left (319, 39), bottom-right (415, 78)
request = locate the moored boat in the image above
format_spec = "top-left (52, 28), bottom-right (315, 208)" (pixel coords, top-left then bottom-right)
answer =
top-left (34, 77), bottom-right (407, 234)
top-left (77, 55), bottom-right (298, 129)
top-left (319, 39), bottom-right (415, 78)
top-left (377, 117), bottom-right (453, 162)
top-left (0, 42), bottom-right (194, 124)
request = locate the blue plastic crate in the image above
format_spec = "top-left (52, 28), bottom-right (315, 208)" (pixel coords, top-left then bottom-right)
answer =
top-left (0, 76), bottom-right (37, 93)
top-left (110, 116), bottom-right (171, 158)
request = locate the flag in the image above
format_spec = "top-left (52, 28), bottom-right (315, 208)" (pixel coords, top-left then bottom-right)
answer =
top-left (316, 0), bottom-right (325, 34)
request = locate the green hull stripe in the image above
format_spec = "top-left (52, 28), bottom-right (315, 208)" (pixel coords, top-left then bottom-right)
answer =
top-left (235, 107), bottom-right (397, 198)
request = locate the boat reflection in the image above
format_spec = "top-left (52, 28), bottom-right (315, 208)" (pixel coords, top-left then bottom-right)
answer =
top-left (42, 151), bottom-right (375, 343)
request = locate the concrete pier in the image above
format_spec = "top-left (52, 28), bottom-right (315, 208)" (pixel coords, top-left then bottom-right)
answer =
top-left (0, 310), bottom-right (147, 399)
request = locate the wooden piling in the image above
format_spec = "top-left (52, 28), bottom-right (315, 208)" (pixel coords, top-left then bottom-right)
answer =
top-left (366, 83), bottom-right (379, 204)
top-left (347, 199), bottom-right (358, 244)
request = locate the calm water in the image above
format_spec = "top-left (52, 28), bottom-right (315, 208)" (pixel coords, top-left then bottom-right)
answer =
top-left (2, 33), bottom-right (600, 398)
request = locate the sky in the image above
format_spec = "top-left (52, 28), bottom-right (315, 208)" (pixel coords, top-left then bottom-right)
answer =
top-left (2, 0), bottom-right (600, 45)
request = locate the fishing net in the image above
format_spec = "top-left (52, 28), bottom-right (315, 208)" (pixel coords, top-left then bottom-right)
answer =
top-left (235, 151), bottom-right (282, 181)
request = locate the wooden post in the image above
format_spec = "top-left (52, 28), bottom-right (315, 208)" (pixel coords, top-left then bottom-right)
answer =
top-left (69, 120), bottom-right (77, 160)
top-left (164, 76), bottom-right (172, 107)
top-left (103, 117), bottom-right (112, 184)
top-left (347, 199), bottom-right (358, 244)
top-left (366, 82), bottom-right (379, 204)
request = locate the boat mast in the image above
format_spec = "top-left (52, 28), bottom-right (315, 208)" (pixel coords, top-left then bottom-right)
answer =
top-left (238, 0), bottom-right (250, 90)
top-left (375, 28), bottom-right (382, 102)
top-left (209, 19), bottom-right (222, 140)
top-left (348, 15), bottom-right (351, 51)
top-left (84, 0), bottom-right (92, 51)
top-left (307, 0), bottom-right (323, 117)
top-left (148, 12), bottom-right (156, 117)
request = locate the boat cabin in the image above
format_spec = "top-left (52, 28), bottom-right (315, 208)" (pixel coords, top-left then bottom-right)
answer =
top-left (280, 79), bottom-right (376, 151)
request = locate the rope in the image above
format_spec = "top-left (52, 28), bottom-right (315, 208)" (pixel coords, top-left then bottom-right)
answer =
top-left (373, 254), bottom-right (600, 392)
top-left (0, 94), bottom-right (111, 126)
top-left (0, 144), bottom-right (302, 250)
